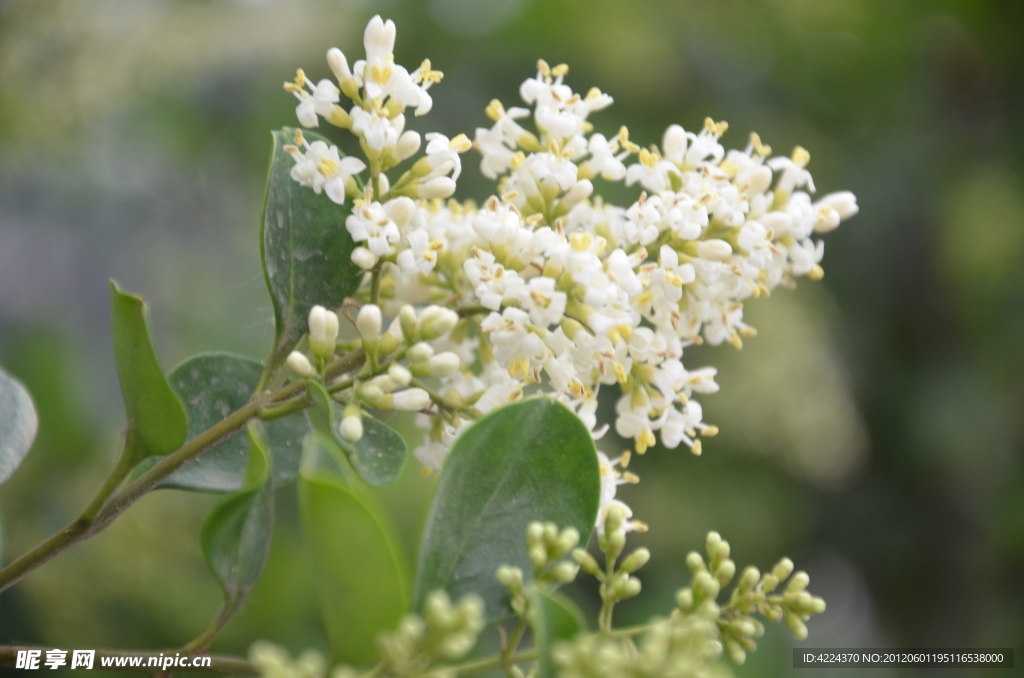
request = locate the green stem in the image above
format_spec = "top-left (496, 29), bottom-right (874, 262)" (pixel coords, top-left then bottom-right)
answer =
top-left (370, 269), bottom-right (381, 305)
top-left (78, 441), bottom-right (136, 523)
top-left (0, 349), bottom-right (366, 595)
top-left (182, 604), bottom-right (237, 654)
top-left (0, 646), bottom-right (256, 676)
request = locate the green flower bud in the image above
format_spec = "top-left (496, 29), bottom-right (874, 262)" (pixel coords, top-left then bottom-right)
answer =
top-left (424, 590), bottom-right (454, 629)
top-left (619, 547), bottom-right (650, 573)
top-left (785, 611), bottom-right (808, 640)
top-left (551, 561), bottom-right (579, 584)
top-left (811, 596), bottom-right (827, 614)
top-left (557, 527), bottom-right (580, 555)
top-left (399, 305), bottom-right (417, 341)
top-left (357, 384), bottom-right (384, 406)
top-left (526, 521), bottom-right (545, 545)
top-left (715, 559), bottom-right (736, 586)
top-left (772, 557), bottom-right (794, 581)
top-left (693, 572), bottom-right (720, 600)
top-left (676, 587), bottom-right (694, 611)
top-left (725, 639), bottom-right (746, 665)
top-left (686, 551), bottom-right (707, 575)
top-left (621, 576), bottom-right (642, 599)
top-left (697, 600), bottom-right (720, 620)
top-left (543, 521), bottom-right (559, 544)
top-left (571, 548), bottom-right (601, 575)
top-left (529, 545), bottom-right (548, 569)
top-left (706, 531), bottom-right (722, 554)
top-left (786, 571), bottom-right (810, 593)
top-left (496, 565), bottom-right (523, 591)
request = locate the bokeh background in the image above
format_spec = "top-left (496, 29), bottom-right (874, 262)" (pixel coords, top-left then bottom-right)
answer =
top-left (1, 0), bottom-right (1022, 676)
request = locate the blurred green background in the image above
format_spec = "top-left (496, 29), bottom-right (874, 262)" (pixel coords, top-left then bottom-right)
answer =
top-left (1, 0), bottom-right (1022, 675)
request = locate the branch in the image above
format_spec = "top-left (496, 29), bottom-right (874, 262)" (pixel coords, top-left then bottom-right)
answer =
top-left (0, 646), bottom-right (256, 676)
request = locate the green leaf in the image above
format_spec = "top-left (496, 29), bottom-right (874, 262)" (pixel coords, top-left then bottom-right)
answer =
top-left (306, 381), bottom-right (406, 487)
top-left (0, 367), bottom-right (38, 485)
top-left (261, 127), bottom-right (362, 370)
top-left (531, 590), bottom-right (587, 678)
top-left (137, 353), bottom-right (306, 492)
top-left (109, 281), bottom-right (188, 460)
top-left (299, 469), bottom-right (410, 665)
top-left (413, 398), bottom-right (600, 621)
top-left (342, 417), bottom-right (407, 487)
top-left (200, 426), bottom-right (274, 614)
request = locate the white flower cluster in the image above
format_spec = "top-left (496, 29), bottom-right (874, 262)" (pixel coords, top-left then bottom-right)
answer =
top-left (284, 16), bottom-right (857, 534)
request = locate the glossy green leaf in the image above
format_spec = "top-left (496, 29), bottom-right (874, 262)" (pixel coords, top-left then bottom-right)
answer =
top-left (299, 470), bottom-right (410, 665)
top-left (306, 381), bottom-right (406, 487)
top-left (200, 426), bottom-right (274, 614)
top-left (414, 398), bottom-right (601, 621)
top-left (261, 127), bottom-right (362, 370)
top-left (0, 367), bottom-right (38, 485)
top-left (138, 353), bottom-right (305, 492)
top-left (109, 281), bottom-right (188, 460)
top-left (531, 590), bottom-right (587, 678)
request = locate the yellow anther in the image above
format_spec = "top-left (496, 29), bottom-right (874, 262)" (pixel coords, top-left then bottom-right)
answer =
top-left (525, 213), bottom-right (544, 226)
top-left (585, 87), bottom-right (603, 100)
top-left (691, 439), bottom-right (702, 456)
top-left (704, 117), bottom-right (729, 135)
top-left (317, 156), bottom-right (338, 176)
top-left (283, 82), bottom-right (302, 93)
top-left (631, 520), bottom-right (649, 532)
top-left (807, 264), bottom-right (824, 280)
top-left (487, 195), bottom-right (501, 211)
top-left (620, 451), bottom-right (632, 468)
top-left (639, 148), bottom-right (657, 168)
top-left (636, 429), bottom-right (656, 454)
top-left (750, 132), bottom-right (771, 157)
top-left (623, 472), bottom-right (640, 484)
top-left (510, 151), bottom-right (526, 170)
top-left (537, 59), bottom-right (551, 78)
top-left (449, 133), bottom-right (472, 153)
top-left (295, 69), bottom-right (307, 87)
top-left (701, 425), bottom-right (719, 437)
top-left (421, 466), bottom-right (435, 477)
top-left (568, 381), bottom-right (587, 399)
top-left (415, 59), bottom-right (443, 84)
top-left (739, 326), bottom-right (757, 337)
top-left (623, 140), bottom-right (641, 154)
top-left (530, 290), bottom-right (553, 308)
top-left (665, 271), bottom-right (686, 287)
top-left (582, 121), bottom-right (594, 133)
top-left (552, 63), bottom-right (570, 77)
top-left (570, 231), bottom-right (594, 252)
top-left (618, 126), bottom-right (631, 144)
top-left (501, 191), bottom-right (519, 203)
top-left (485, 99), bottom-right (505, 121)
top-left (428, 240), bottom-right (444, 251)
top-left (548, 139), bottom-right (561, 155)
top-left (612, 362), bottom-right (628, 385)
top-left (719, 158), bottom-right (739, 177)
top-left (791, 146), bottom-right (810, 167)
top-left (729, 332), bottom-right (744, 350)
top-left (615, 324), bottom-right (633, 339)
top-left (370, 61), bottom-right (394, 85)
top-left (634, 290), bottom-right (654, 307)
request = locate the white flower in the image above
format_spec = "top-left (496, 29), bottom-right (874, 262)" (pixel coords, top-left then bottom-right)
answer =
top-left (346, 202), bottom-right (401, 257)
top-left (286, 138), bottom-right (365, 205)
top-left (350, 108), bottom-right (403, 151)
top-left (520, 277), bottom-right (567, 327)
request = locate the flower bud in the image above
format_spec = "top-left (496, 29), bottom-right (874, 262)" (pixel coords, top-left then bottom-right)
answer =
top-left (811, 596), bottom-right (826, 614)
top-left (619, 547), bottom-right (650, 573)
top-left (785, 611), bottom-right (808, 640)
top-left (686, 551), bottom-right (707, 575)
top-left (715, 559), bottom-right (736, 586)
top-left (529, 545), bottom-right (548, 569)
top-left (387, 196), bottom-right (416, 228)
top-left (496, 566), bottom-right (523, 591)
top-left (409, 342), bottom-right (434, 363)
top-left (816, 191), bottom-right (858, 220)
top-left (526, 521), bottom-right (545, 545)
top-left (571, 548), bottom-right (600, 575)
top-left (339, 412), bottom-right (363, 442)
top-left (556, 527), bottom-right (580, 555)
top-left (351, 246), bottom-right (377, 270)
top-left (620, 576), bottom-right (641, 599)
top-left (559, 179), bottom-right (593, 211)
top-left (421, 309), bottom-right (458, 340)
top-left (772, 557), bottom-right (794, 582)
top-left (309, 305), bottom-right (340, 358)
top-left (551, 562), bottom-right (578, 584)
top-left (358, 384), bottom-right (385, 406)
top-left (287, 351), bottom-right (315, 377)
top-left (388, 364), bottom-right (412, 387)
top-left (696, 239), bottom-right (733, 261)
top-left (747, 165), bottom-right (773, 195)
top-left (676, 588), bottom-right (694, 611)
top-left (399, 305), bottom-right (417, 340)
top-left (418, 177), bottom-right (457, 199)
top-left (364, 15), bottom-right (396, 62)
top-left (327, 48), bottom-right (352, 83)
top-left (429, 352), bottom-right (461, 377)
top-left (693, 572), bottom-right (720, 600)
top-left (393, 131), bottom-right (422, 163)
top-left (390, 388), bottom-right (431, 411)
top-left (725, 639), bottom-right (746, 665)
top-left (786, 571), bottom-right (810, 593)
top-left (357, 304), bottom-right (382, 342)
top-left (663, 124), bottom-right (687, 164)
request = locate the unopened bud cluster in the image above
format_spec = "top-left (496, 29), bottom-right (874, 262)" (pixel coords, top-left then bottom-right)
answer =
top-left (497, 521), bottom-right (581, 616)
top-left (674, 532), bottom-right (826, 664)
top-left (249, 642), bottom-right (325, 678)
top-left (373, 590), bottom-right (484, 678)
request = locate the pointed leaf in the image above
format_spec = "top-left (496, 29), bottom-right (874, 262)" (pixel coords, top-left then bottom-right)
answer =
top-left (261, 128), bottom-right (362, 370)
top-left (299, 456), bottom-right (410, 665)
top-left (414, 398), bottom-right (600, 621)
top-left (531, 590), bottom-right (587, 678)
top-left (200, 426), bottom-right (274, 613)
top-left (109, 281), bottom-right (187, 460)
top-left (138, 353), bottom-right (306, 492)
top-left (0, 367), bottom-right (38, 485)
top-left (306, 381), bottom-right (406, 487)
